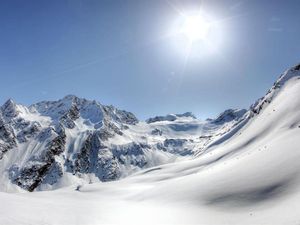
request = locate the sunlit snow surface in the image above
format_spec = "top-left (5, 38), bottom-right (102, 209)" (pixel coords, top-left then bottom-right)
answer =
top-left (1, 67), bottom-right (300, 224)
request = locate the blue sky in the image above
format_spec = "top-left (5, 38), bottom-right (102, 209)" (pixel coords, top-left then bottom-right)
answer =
top-left (0, 0), bottom-right (299, 120)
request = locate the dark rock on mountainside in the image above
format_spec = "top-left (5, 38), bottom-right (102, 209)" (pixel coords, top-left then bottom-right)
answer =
top-left (294, 63), bottom-right (300, 71)
top-left (60, 104), bottom-right (80, 129)
top-left (1, 99), bottom-right (19, 118)
top-left (151, 128), bottom-right (163, 136)
top-left (12, 127), bottom-right (66, 192)
top-left (111, 142), bottom-right (148, 168)
top-left (146, 112), bottom-right (196, 124)
top-left (17, 122), bottom-right (41, 143)
top-left (0, 115), bottom-right (16, 160)
top-left (214, 109), bottom-right (247, 124)
top-left (250, 63), bottom-right (300, 116)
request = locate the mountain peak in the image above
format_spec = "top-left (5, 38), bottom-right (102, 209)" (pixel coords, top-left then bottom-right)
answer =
top-left (251, 63), bottom-right (300, 115)
top-left (3, 98), bottom-right (16, 107)
top-left (62, 94), bottom-right (79, 102)
top-left (275, 62), bottom-right (300, 88)
top-left (214, 108), bottom-right (247, 124)
top-left (175, 112), bottom-right (197, 119)
top-left (1, 98), bottom-right (19, 118)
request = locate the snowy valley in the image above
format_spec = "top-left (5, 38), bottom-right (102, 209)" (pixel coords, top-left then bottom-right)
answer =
top-left (0, 63), bottom-right (300, 225)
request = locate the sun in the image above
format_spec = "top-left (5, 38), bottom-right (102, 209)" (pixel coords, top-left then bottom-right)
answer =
top-left (180, 15), bottom-right (211, 42)
top-left (169, 10), bottom-right (224, 59)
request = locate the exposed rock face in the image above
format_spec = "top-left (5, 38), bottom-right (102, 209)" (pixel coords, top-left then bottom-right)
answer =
top-left (0, 115), bottom-right (16, 160)
top-left (72, 134), bottom-right (148, 181)
top-left (111, 142), bottom-right (148, 168)
top-left (146, 112), bottom-right (196, 124)
top-left (13, 129), bottom-right (66, 192)
top-left (74, 133), bottom-right (93, 174)
top-left (104, 106), bottom-right (138, 125)
top-left (96, 148), bottom-right (121, 181)
top-left (60, 104), bottom-right (80, 129)
top-left (214, 109), bottom-right (247, 124)
top-left (251, 63), bottom-right (300, 115)
top-left (16, 122), bottom-right (41, 143)
top-left (163, 139), bottom-right (193, 156)
top-left (151, 128), bottom-right (163, 136)
top-left (1, 99), bottom-right (19, 118)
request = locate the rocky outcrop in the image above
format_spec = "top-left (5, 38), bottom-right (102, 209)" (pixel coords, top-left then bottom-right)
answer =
top-left (71, 130), bottom-right (121, 181)
top-left (103, 106), bottom-right (138, 125)
top-left (13, 129), bottom-right (66, 192)
top-left (162, 139), bottom-right (193, 156)
top-left (151, 128), bottom-right (163, 136)
top-left (111, 142), bottom-right (148, 168)
top-left (1, 99), bottom-right (19, 119)
top-left (214, 109), bottom-right (247, 124)
top-left (60, 104), bottom-right (80, 129)
top-left (96, 148), bottom-right (121, 181)
top-left (146, 112), bottom-right (196, 124)
top-left (16, 122), bottom-right (41, 143)
top-left (251, 63), bottom-right (300, 115)
top-left (0, 115), bottom-right (16, 160)
top-left (74, 133), bottom-right (93, 174)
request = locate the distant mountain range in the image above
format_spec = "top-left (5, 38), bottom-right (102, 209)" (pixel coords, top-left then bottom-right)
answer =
top-left (0, 63), bottom-right (299, 192)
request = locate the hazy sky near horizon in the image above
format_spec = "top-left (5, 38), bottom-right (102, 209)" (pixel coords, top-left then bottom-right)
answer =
top-left (0, 0), bottom-right (299, 120)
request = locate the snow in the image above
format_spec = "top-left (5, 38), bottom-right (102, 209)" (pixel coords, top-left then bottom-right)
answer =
top-left (0, 65), bottom-right (300, 224)
top-left (0, 91), bottom-right (246, 193)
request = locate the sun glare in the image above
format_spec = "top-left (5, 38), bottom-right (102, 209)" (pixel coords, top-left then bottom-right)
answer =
top-left (181, 15), bottom-right (211, 41)
top-left (168, 10), bottom-right (225, 60)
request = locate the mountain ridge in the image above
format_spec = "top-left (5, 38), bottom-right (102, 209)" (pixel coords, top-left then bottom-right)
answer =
top-left (0, 63), bottom-right (299, 192)
top-left (0, 95), bottom-right (247, 192)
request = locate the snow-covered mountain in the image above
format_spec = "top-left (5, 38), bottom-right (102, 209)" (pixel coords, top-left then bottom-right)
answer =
top-left (0, 63), bottom-right (300, 225)
top-left (0, 93), bottom-right (247, 192)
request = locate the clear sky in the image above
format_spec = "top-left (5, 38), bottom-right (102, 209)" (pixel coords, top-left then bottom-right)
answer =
top-left (0, 0), bottom-right (299, 120)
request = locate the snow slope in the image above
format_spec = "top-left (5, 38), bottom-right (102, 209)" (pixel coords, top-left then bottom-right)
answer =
top-left (0, 64), bottom-right (300, 224)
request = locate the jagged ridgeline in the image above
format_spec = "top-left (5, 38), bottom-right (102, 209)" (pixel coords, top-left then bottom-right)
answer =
top-left (1, 63), bottom-right (300, 192)
top-left (0, 94), bottom-right (249, 191)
